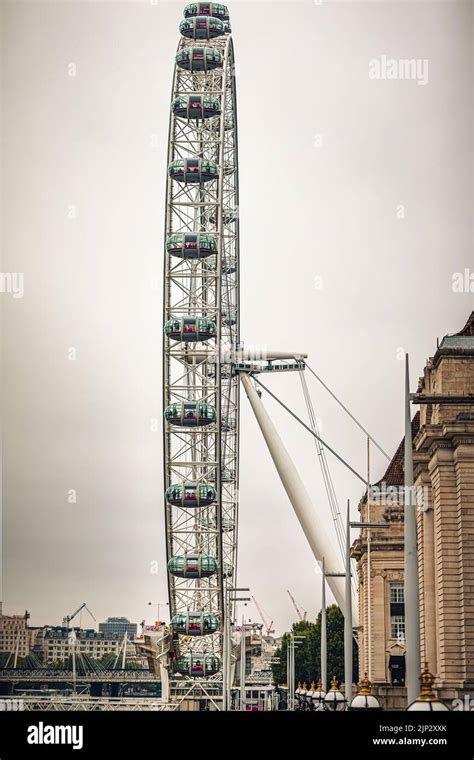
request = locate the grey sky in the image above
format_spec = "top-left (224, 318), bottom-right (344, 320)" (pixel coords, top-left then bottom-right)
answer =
top-left (1, 0), bottom-right (473, 634)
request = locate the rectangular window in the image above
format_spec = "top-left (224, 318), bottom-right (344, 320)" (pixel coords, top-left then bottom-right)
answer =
top-left (390, 583), bottom-right (404, 604)
top-left (391, 615), bottom-right (406, 641)
top-left (390, 582), bottom-right (405, 639)
top-left (390, 582), bottom-right (405, 623)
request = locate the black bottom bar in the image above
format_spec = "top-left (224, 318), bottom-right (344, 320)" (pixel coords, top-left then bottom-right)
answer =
top-left (2, 710), bottom-right (474, 757)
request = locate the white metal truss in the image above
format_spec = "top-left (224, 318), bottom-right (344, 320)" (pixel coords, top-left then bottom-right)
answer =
top-left (3, 697), bottom-right (178, 712)
top-left (169, 678), bottom-right (224, 710)
top-left (163, 24), bottom-right (240, 676)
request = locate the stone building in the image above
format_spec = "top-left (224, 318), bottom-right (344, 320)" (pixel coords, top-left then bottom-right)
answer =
top-left (352, 312), bottom-right (474, 706)
top-left (0, 602), bottom-right (30, 659)
top-left (98, 616), bottom-right (137, 640)
top-left (42, 627), bottom-right (120, 663)
top-left (414, 311), bottom-right (474, 700)
top-left (351, 428), bottom-right (411, 707)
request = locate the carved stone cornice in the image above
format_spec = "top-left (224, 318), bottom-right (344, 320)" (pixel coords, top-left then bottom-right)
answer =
top-left (385, 569), bottom-right (404, 581)
top-left (453, 437), bottom-right (474, 448)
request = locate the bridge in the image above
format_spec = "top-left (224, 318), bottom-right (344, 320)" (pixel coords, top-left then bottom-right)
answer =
top-left (0, 696), bottom-right (176, 712)
top-left (0, 668), bottom-right (160, 687)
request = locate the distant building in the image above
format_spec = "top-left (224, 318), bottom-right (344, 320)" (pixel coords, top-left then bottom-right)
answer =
top-left (98, 617), bottom-right (137, 640)
top-left (42, 627), bottom-right (120, 663)
top-left (28, 626), bottom-right (47, 656)
top-left (0, 602), bottom-right (30, 658)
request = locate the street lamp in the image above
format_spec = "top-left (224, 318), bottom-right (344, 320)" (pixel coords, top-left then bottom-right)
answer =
top-left (287, 633), bottom-right (305, 711)
top-left (404, 354), bottom-right (421, 705)
top-left (148, 600), bottom-right (168, 622)
top-left (320, 510), bottom-right (393, 709)
top-left (407, 663), bottom-right (449, 711)
top-left (311, 678), bottom-right (326, 711)
top-left (349, 673), bottom-right (382, 711)
top-left (348, 517), bottom-right (393, 701)
top-left (223, 587), bottom-right (250, 711)
top-left (323, 676), bottom-right (347, 711)
top-left (295, 681), bottom-right (308, 711)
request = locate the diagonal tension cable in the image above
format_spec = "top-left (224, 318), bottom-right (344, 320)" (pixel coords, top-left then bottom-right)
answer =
top-left (305, 362), bottom-right (391, 461)
top-left (299, 371), bottom-right (358, 596)
top-left (299, 372), bottom-right (345, 552)
top-left (250, 374), bottom-right (367, 485)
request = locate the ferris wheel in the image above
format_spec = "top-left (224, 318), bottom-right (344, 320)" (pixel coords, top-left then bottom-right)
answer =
top-left (163, 2), bottom-right (240, 679)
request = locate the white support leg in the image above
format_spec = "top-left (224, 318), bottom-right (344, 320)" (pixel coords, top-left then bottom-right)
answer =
top-left (241, 373), bottom-right (358, 624)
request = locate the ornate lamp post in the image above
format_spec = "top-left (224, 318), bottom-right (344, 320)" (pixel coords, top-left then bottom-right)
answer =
top-left (324, 676), bottom-right (347, 711)
top-left (311, 678), bottom-right (326, 711)
top-left (349, 673), bottom-right (382, 711)
top-left (407, 663), bottom-right (449, 711)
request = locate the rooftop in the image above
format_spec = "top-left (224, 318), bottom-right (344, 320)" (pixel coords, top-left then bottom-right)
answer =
top-left (432, 311), bottom-right (474, 365)
top-left (359, 412), bottom-right (420, 507)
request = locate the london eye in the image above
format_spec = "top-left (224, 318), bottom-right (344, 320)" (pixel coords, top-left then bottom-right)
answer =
top-left (163, 2), bottom-right (240, 681)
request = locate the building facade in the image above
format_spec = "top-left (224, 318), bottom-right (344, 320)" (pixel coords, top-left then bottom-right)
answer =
top-left (0, 603), bottom-right (30, 658)
top-left (351, 433), bottom-right (408, 698)
top-left (414, 312), bottom-right (474, 699)
top-left (98, 617), bottom-right (137, 640)
top-left (353, 312), bottom-right (474, 705)
top-left (42, 627), bottom-right (120, 663)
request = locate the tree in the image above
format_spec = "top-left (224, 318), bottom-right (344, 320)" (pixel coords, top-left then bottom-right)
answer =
top-left (271, 605), bottom-right (358, 687)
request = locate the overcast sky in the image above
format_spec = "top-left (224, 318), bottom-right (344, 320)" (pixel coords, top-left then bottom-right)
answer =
top-left (1, 0), bottom-right (473, 634)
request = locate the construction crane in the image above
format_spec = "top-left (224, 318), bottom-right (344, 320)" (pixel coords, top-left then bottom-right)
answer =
top-left (252, 596), bottom-right (275, 637)
top-left (287, 590), bottom-right (307, 622)
top-left (63, 602), bottom-right (96, 632)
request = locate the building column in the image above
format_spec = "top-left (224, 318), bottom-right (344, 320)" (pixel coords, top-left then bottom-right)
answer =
top-left (454, 441), bottom-right (474, 689)
top-left (358, 568), bottom-right (366, 681)
top-left (429, 444), bottom-right (463, 688)
top-left (416, 471), bottom-right (437, 675)
top-left (372, 571), bottom-right (387, 683)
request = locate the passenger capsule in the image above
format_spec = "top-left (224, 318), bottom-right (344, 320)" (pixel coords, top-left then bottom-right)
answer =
top-left (176, 46), bottom-right (222, 73)
top-left (221, 416), bottom-right (236, 431)
top-left (164, 401), bottom-right (216, 427)
top-left (171, 95), bottom-right (220, 121)
top-left (209, 208), bottom-right (236, 225)
top-left (203, 515), bottom-right (235, 532)
top-left (174, 652), bottom-right (221, 677)
top-left (222, 309), bottom-right (237, 326)
top-left (223, 210), bottom-right (236, 224)
top-left (164, 316), bottom-right (216, 342)
top-left (208, 466), bottom-right (235, 483)
top-left (168, 552), bottom-right (218, 578)
top-left (171, 612), bottom-right (219, 636)
top-left (207, 363), bottom-right (235, 379)
top-left (222, 516), bottom-right (235, 532)
top-left (184, 3), bottom-right (230, 21)
top-left (180, 16), bottom-right (226, 40)
top-left (168, 158), bottom-right (218, 184)
top-left (166, 233), bottom-right (217, 259)
top-left (208, 256), bottom-right (236, 275)
top-left (223, 562), bottom-right (233, 578)
top-left (222, 257), bottom-right (236, 274)
top-left (166, 482), bottom-right (217, 508)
